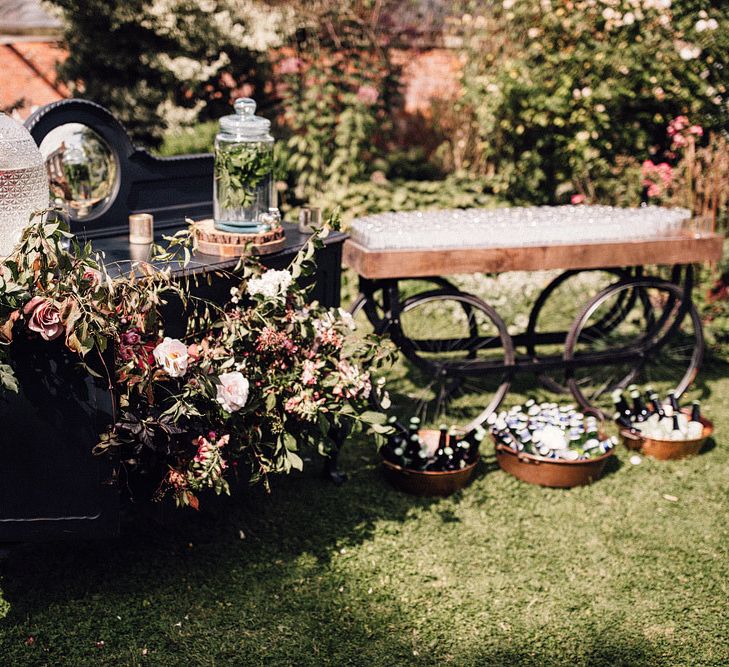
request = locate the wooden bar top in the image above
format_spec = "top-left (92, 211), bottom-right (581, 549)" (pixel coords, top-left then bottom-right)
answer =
top-left (343, 231), bottom-right (724, 279)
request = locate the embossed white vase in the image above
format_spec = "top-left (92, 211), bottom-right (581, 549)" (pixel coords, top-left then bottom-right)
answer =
top-left (0, 113), bottom-right (49, 256)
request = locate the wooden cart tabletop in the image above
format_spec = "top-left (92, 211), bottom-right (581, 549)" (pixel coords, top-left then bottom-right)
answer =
top-left (343, 230), bottom-right (725, 279)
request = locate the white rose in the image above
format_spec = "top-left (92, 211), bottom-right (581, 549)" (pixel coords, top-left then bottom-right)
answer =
top-left (216, 371), bottom-right (250, 413)
top-left (153, 337), bottom-right (189, 378)
top-left (246, 269), bottom-right (293, 300)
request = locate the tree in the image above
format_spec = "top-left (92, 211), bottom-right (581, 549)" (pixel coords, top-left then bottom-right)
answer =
top-left (48, 0), bottom-right (280, 146)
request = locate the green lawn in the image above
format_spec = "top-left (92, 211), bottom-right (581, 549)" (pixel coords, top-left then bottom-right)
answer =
top-left (1, 351), bottom-right (728, 666)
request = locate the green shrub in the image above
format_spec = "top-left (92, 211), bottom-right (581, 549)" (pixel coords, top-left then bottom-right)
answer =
top-left (276, 4), bottom-right (401, 200)
top-left (304, 174), bottom-right (503, 227)
top-left (452, 0), bottom-right (729, 204)
top-left (157, 120), bottom-right (218, 156)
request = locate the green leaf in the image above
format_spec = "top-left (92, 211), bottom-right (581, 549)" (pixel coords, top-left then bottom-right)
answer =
top-left (287, 450), bottom-right (303, 472)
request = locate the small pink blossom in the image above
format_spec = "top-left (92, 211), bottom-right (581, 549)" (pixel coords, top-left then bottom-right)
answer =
top-left (301, 359), bottom-right (319, 386)
top-left (689, 124), bottom-right (704, 136)
top-left (356, 85), bottom-right (379, 105)
top-left (668, 115), bottom-right (689, 134)
top-left (647, 183), bottom-right (662, 198)
top-left (570, 194), bottom-right (586, 205)
top-left (279, 57), bottom-right (302, 75)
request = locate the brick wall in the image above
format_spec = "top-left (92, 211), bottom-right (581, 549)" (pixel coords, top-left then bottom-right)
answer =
top-left (391, 48), bottom-right (461, 115)
top-left (0, 40), bottom-right (461, 124)
top-left (0, 41), bottom-right (67, 117)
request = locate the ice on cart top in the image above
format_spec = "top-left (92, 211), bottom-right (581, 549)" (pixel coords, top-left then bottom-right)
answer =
top-left (349, 205), bottom-right (693, 250)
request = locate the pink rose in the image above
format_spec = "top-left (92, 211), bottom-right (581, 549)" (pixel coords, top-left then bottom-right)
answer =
top-left (23, 297), bottom-right (63, 341)
top-left (647, 183), bottom-right (662, 198)
top-left (216, 371), bottom-right (249, 413)
top-left (689, 125), bottom-right (704, 137)
top-left (83, 268), bottom-right (103, 286)
top-left (571, 194), bottom-right (586, 205)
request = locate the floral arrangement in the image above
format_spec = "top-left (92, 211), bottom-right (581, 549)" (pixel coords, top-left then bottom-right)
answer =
top-left (0, 213), bottom-right (395, 509)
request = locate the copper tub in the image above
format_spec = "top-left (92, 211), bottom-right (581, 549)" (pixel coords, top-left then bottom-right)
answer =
top-left (381, 429), bottom-right (479, 496)
top-left (494, 441), bottom-right (613, 488)
top-left (619, 411), bottom-right (713, 460)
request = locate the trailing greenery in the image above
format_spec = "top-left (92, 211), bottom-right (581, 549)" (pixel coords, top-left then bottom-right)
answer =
top-left (0, 215), bottom-right (395, 509)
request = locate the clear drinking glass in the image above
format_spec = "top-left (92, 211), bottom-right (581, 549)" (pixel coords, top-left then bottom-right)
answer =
top-left (213, 98), bottom-right (277, 233)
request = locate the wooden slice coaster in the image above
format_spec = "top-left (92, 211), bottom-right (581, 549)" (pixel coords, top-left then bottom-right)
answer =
top-left (194, 219), bottom-right (286, 257)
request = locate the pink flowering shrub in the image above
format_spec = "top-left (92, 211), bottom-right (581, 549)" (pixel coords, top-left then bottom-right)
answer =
top-left (456, 0), bottom-right (728, 204)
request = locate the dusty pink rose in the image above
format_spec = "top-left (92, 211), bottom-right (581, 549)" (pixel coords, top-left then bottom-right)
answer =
top-left (83, 268), bottom-right (103, 286)
top-left (570, 194), bottom-right (586, 205)
top-left (689, 124), bottom-right (704, 137)
top-left (23, 297), bottom-right (63, 341)
top-left (356, 85), bottom-right (379, 105)
top-left (647, 183), bottom-right (662, 198)
top-left (121, 329), bottom-right (141, 346)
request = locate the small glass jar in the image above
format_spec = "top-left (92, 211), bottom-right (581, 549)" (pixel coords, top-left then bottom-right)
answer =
top-left (214, 97), bottom-right (277, 233)
top-left (0, 112), bottom-right (49, 256)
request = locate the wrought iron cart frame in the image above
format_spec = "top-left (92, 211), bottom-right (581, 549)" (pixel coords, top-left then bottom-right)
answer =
top-left (344, 229), bottom-right (723, 429)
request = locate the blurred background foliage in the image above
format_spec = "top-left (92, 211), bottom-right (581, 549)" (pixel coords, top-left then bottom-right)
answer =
top-left (52, 0), bottom-right (727, 215)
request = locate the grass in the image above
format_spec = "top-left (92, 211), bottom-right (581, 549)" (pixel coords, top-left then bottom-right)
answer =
top-left (1, 352), bottom-right (729, 666)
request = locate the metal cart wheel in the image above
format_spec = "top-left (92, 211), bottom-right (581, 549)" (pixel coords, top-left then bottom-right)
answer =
top-left (564, 277), bottom-right (703, 416)
top-left (349, 277), bottom-right (459, 335)
top-left (525, 268), bottom-right (635, 393)
top-left (380, 288), bottom-right (515, 432)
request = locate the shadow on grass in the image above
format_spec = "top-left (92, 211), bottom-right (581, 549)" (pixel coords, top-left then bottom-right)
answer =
top-left (0, 438), bottom-right (501, 629)
top-left (466, 635), bottom-right (660, 667)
